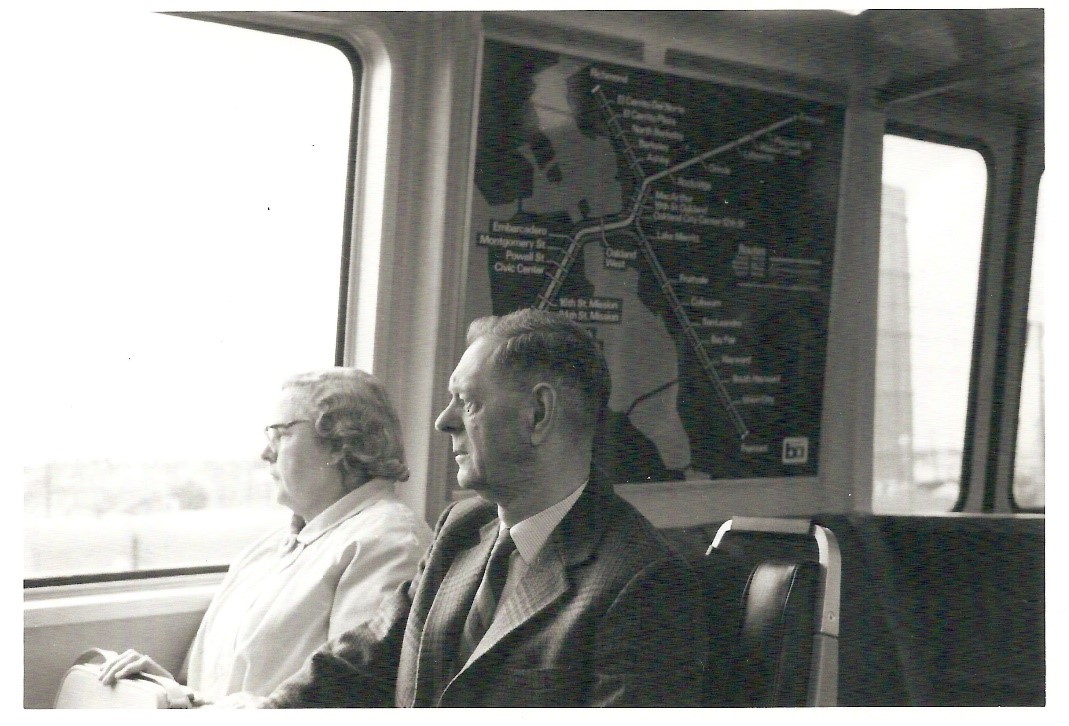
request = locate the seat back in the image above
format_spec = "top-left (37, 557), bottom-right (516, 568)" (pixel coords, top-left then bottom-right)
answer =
top-left (706, 517), bottom-right (840, 707)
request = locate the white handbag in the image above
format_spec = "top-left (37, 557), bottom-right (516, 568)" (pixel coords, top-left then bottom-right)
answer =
top-left (54, 648), bottom-right (195, 709)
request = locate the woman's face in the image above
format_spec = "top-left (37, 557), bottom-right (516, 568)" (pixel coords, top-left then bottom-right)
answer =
top-left (261, 388), bottom-right (346, 521)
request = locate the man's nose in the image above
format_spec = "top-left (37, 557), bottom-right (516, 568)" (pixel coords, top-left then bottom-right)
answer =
top-left (261, 444), bottom-right (276, 463)
top-left (435, 403), bottom-right (457, 433)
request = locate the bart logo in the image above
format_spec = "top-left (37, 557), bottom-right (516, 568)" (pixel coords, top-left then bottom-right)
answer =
top-left (782, 437), bottom-right (809, 464)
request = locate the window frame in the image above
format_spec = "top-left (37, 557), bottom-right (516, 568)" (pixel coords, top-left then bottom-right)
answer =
top-left (22, 16), bottom-right (365, 589)
top-left (965, 115), bottom-right (1043, 515)
top-left (168, 13), bottom-right (366, 369)
top-left (1005, 143), bottom-right (1045, 514)
top-left (882, 101), bottom-right (1041, 515)
top-left (876, 122), bottom-right (993, 515)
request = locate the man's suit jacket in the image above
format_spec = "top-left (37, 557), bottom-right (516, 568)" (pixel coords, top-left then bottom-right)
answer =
top-left (264, 478), bottom-right (709, 707)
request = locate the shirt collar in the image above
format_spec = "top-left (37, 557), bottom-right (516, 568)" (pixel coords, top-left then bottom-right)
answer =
top-left (503, 481), bottom-right (587, 566)
top-left (295, 477), bottom-right (395, 546)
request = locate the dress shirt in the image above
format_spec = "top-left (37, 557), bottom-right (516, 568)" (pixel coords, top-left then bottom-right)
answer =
top-left (493, 481), bottom-right (587, 622)
top-left (185, 478), bottom-right (431, 701)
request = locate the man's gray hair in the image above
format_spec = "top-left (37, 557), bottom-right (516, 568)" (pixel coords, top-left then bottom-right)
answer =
top-left (467, 308), bottom-right (610, 432)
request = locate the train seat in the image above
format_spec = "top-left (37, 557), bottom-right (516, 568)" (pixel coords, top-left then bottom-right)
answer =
top-left (704, 517), bottom-right (841, 707)
top-left (817, 514), bottom-right (1045, 706)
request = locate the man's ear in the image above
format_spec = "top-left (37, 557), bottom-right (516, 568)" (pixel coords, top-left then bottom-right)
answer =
top-left (528, 382), bottom-right (557, 445)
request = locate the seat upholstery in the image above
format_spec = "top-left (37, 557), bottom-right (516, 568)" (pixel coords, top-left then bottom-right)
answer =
top-left (704, 518), bottom-right (839, 707)
top-left (735, 561), bottom-right (820, 706)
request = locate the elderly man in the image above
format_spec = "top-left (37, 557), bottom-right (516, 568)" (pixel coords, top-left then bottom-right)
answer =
top-left (258, 308), bottom-right (708, 707)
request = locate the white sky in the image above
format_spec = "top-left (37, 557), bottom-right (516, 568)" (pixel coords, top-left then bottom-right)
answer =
top-left (10, 13), bottom-right (352, 464)
top-left (882, 137), bottom-right (988, 453)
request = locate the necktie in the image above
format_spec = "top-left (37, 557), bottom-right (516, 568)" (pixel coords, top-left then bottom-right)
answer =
top-left (458, 527), bottom-right (516, 665)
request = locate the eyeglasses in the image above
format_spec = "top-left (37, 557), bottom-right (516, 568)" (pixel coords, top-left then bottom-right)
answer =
top-left (264, 419), bottom-right (310, 449)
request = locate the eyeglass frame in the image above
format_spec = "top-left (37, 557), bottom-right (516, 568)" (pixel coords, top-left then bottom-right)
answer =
top-left (264, 419), bottom-right (311, 449)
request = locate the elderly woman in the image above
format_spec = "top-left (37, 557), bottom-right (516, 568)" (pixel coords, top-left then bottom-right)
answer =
top-left (99, 368), bottom-right (432, 703)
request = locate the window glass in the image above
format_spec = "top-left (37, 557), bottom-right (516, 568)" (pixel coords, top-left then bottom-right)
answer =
top-left (19, 14), bottom-right (354, 580)
top-left (1013, 178), bottom-right (1044, 509)
top-left (873, 135), bottom-right (986, 514)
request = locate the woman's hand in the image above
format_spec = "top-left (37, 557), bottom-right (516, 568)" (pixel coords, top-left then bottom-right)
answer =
top-left (97, 649), bottom-right (175, 685)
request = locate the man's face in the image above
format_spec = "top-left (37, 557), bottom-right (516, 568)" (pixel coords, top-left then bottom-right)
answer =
top-left (434, 336), bottom-right (531, 500)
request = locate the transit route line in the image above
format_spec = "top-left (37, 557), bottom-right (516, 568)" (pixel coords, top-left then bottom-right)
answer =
top-left (535, 92), bottom-right (801, 439)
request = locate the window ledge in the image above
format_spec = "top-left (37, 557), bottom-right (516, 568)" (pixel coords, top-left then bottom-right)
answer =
top-left (24, 573), bottom-right (223, 628)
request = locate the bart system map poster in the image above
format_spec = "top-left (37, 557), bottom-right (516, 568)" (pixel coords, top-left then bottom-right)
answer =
top-left (464, 38), bottom-right (844, 482)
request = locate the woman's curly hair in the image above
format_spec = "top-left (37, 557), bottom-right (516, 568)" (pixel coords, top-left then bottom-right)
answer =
top-left (282, 368), bottom-right (410, 489)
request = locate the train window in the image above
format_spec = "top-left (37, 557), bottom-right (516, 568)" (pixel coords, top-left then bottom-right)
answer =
top-left (1013, 178), bottom-right (1045, 510)
top-left (873, 134), bottom-right (987, 514)
top-left (20, 14), bottom-right (356, 582)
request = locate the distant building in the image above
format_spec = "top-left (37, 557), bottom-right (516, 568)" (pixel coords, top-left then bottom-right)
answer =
top-left (873, 184), bottom-right (915, 511)
top-left (873, 182), bottom-right (1045, 512)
